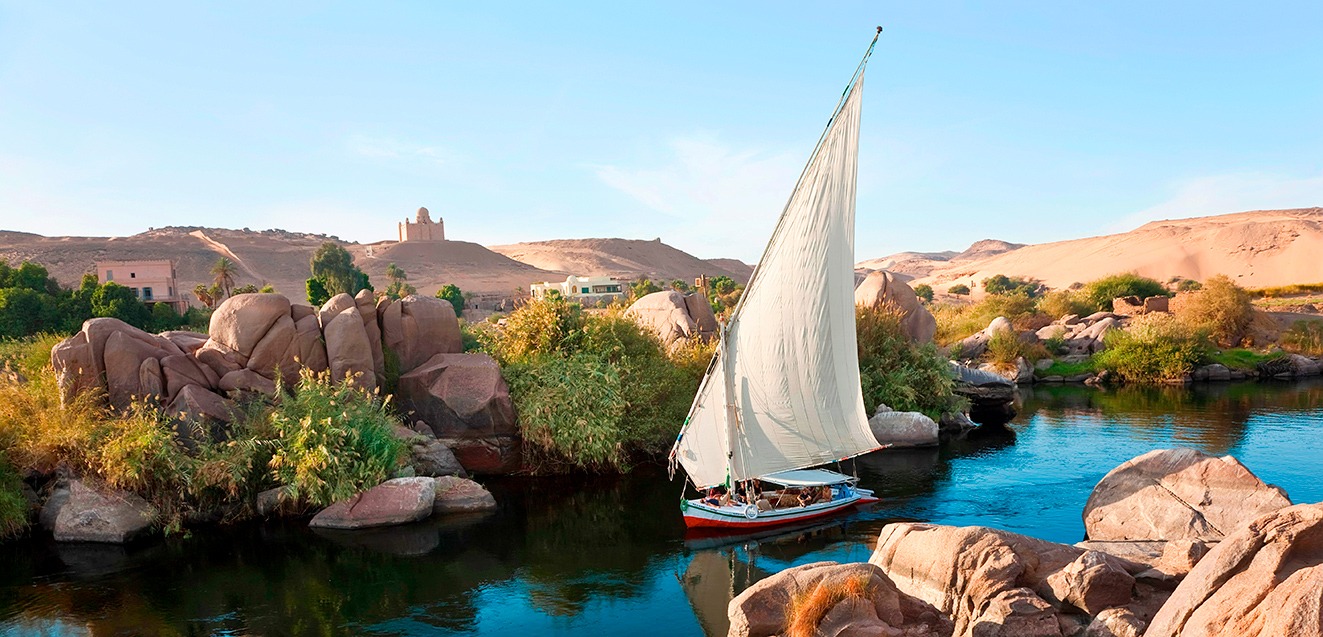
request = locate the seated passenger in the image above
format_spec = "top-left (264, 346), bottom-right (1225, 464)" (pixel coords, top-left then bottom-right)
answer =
top-left (702, 488), bottom-right (721, 507)
top-left (756, 497), bottom-right (774, 512)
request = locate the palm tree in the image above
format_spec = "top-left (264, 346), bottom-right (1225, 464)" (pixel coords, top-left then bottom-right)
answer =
top-left (211, 257), bottom-right (236, 299)
top-left (386, 263), bottom-right (405, 283)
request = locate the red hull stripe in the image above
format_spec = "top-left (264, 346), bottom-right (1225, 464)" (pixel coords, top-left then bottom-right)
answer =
top-left (683, 497), bottom-right (878, 530)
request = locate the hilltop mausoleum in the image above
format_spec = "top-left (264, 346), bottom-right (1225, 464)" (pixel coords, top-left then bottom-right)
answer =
top-left (399, 207), bottom-right (445, 242)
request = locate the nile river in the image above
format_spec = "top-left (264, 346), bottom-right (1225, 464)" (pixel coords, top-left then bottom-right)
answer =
top-left (2, 378), bottom-right (1321, 636)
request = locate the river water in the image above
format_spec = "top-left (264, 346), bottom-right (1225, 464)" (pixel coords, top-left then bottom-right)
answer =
top-left (2, 379), bottom-right (1321, 637)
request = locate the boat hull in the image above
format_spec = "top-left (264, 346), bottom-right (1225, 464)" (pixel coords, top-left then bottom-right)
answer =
top-left (681, 491), bottom-right (877, 531)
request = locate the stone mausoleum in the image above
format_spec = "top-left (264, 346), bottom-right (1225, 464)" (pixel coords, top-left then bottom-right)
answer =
top-left (399, 207), bottom-right (445, 242)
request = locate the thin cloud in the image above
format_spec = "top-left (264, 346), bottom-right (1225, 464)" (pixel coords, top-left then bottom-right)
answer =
top-left (345, 134), bottom-right (463, 169)
top-left (594, 136), bottom-right (801, 260)
top-left (1112, 171), bottom-right (1323, 232)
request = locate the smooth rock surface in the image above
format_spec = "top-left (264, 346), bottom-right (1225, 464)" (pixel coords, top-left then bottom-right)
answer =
top-left (1145, 502), bottom-right (1323, 637)
top-left (308, 477), bottom-right (436, 530)
top-left (54, 481), bottom-right (157, 544)
top-left (431, 476), bottom-right (497, 514)
top-left (728, 561), bottom-right (952, 637)
top-left (868, 406), bottom-right (939, 448)
top-left (854, 270), bottom-right (938, 343)
top-left (1083, 448), bottom-right (1292, 541)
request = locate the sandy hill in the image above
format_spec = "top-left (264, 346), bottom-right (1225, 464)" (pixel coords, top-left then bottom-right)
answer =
top-left (489, 238), bottom-right (752, 284)
top-left (856, 239), bottom-right (1023, 281)
top-left (0, 226), bottom-right (563, 300)
top-left (869, 208), bottom-right (1323, 291)
top-left (0, 226), bottom-right (754, 302)
top-left (350, 240), bottom-right (560, 298)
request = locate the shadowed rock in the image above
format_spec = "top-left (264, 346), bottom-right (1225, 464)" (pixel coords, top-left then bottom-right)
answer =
top-left (308, 477), bottom-right (436, 530)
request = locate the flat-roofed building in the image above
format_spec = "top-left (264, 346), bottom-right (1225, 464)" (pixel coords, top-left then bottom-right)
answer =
top-left (96, 260), bottom-right (188, 312)
top-left (530, 275), bottom-right (628, 304)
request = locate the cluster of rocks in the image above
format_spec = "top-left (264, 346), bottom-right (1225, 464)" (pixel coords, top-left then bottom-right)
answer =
top-left (49, 292), bottom-right (521, 474)
top-left (730, 447), bottom-right (1317, 637)
top-left (626, 290), bottom-right (719, 349)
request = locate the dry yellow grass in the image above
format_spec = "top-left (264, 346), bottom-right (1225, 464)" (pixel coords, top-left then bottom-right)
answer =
top-left (784, 575), bottom-right (872, 637)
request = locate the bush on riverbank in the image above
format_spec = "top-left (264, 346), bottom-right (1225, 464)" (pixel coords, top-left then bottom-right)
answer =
top-left (1079, 273), bottom-right (1169, 313)
top-left (1173, 274), bottom-right (1254, 347)
top-left (475, 297), bottom-right (709, 473)
top-left (931, 293), bottom-right (1039, 345)
top-left (0, 336), bottom-right (407, 534)
top-left (857, 305), bottom-right (964, 418)
top-left (1094, 315), bottom-right (1211, 383)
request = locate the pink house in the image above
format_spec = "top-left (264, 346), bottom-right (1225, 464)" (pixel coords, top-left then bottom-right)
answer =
top-left (96, 260), bottom-right (188, 312)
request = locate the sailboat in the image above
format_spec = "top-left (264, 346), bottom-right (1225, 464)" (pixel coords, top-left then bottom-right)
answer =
top-left (668, 30), bottom-right (885, 531)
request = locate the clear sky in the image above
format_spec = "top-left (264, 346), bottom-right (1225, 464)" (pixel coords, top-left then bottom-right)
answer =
top-left (1, 1), bottom-right (1320, 263)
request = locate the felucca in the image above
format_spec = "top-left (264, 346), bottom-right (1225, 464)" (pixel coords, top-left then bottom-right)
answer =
top-left (668, 29), bottom-right (886, 530)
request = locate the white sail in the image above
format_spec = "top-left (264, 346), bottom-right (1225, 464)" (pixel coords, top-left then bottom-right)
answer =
top-left (673, 68), bottom-right (879, 488)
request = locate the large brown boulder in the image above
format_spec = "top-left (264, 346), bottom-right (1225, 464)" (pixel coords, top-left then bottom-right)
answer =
top-left (318, 293), bottom-right (357, 331)
top-left (159, 354), bottom-right (219, 401)
top-left (290, 314), bottom-right (329, 377)
top-left (354, 289), bottom-right (385, 385)
top-left (396, 353), bottom-right (519, 474)
top-left (166, 383), bottom-right (236, 423)
top-left (207, 293), bottom-right (292, 364)
top-left (626, 291), bottom-right (715, 348)
top-left (308, 477), bottom-right (436, 530)
top-left (51, 318), bottom-right (182, 409)
top-left (728, 561), bottom-right (952, 637)
top-left (323, 306), bottom-right (376, 391)
top-left (1083, 448), bottom-right (1291, 542)
top-left (379, 295), bottom-right (462, 375)
top-left (854, 270), bottom-right (937, 343)
top-left (869, 523), bottom-right (1139, 636)
top-left (53, 480), bottom-right (157, 543)
top-left (1146, 503), bottom-right (1323, 637)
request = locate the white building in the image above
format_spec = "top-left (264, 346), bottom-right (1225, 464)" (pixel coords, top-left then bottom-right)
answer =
top-left (530, 275), bottom-right (627, 303)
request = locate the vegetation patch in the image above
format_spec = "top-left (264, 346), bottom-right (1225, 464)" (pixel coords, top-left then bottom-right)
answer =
top-left (1035, 358), bottom-right (1097, 378)
top-left (857, 306), bottom-right (964, 419)
top-left (930, 293), bottom-right (1038, 344)
top-left (1280, 320), bottom-right (1323, 357)
top-left (1078, 273), bottom-right (1169, 314)
top-left (1095, 315), bottom-right (1210, 383)
top-left (1247, 282), bottom-right (1323, 298)
top-left (1208, 348), bottom-right (1281, 371)
top-left (0, 455), bottom-right (26, 540)
top-left (785, 575), bottom-right (872, 637)
top-left (475, 297), bottom-right (710, 473)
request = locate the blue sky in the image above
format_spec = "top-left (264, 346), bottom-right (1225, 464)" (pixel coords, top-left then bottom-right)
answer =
top-left (1, 1), bottom-right (1320, 262)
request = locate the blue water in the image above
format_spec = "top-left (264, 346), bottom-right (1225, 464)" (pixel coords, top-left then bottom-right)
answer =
top-left (2, 378), bottom-right (1320, 636)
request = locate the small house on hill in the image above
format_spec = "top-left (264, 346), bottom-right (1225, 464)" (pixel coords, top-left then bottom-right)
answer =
top-left (96, 260), bottom-right (188, 313)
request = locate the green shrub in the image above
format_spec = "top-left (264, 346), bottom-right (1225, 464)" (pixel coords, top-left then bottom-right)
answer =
top-left (1174, 274), bottom-right (1254, 347)
top-left (1079, 274), bottom-right (1169, 313)
top-left (435, 284), bottom-right (464, 317)
top-left (982, 275), bottom-right (1044, 298)
top-left (267, 369), bottom-right (405, 506)
top-left (1209, 348), bottom-right (1283, 371)
top-left (1095, 315), bottom-right (1210, 383)
top-left (1176, 279), bottom-right (1203, 292)
top-left (947, 284), bottom-right (970, 296)
top-left (480, 298), bottom-right (707, 473)
top-left (912, 284), bottom-right (934, 303)
top-left (857, 306), bottom-right (964, 419)
top-left (1281, 320), bottom-right (1323, 356)
top-left (0, 455), bottom-right (27, 539)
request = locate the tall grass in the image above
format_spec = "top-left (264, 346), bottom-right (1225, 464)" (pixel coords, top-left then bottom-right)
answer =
top-left (930, 293), bottom-right (1039, 344)
top-left (984, 329), bottom-right (1050, 369)
top-left (268, 369), bottom-right (405, 506)
top-left (1281, 320), bottom-right (1323, 356)
top-left (0, 455), bottom-right (26, 539)
top-left (1247, 282), bottom-right (1323, 298)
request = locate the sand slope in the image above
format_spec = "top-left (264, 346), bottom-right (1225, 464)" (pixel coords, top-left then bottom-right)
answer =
top-left (490, 238), bottom-right (751, 284)
top-left (859, 208), bottom-right (1323, 290)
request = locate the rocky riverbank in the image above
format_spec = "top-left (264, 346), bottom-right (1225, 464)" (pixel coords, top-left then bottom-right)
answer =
top-left (730, 448), bottom-right (1319, 637)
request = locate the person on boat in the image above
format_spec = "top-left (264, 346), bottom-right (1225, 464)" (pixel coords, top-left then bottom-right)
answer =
top-left (797, 489), bottom-right (814, 507)
top-left (703, 488), bottom-right (722, 507)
